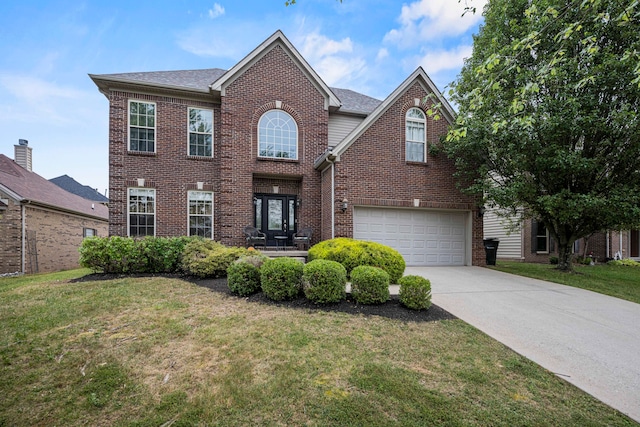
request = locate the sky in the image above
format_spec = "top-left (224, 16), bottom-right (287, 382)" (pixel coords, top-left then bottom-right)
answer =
top-left (0, 0), bottom-right (486, 196)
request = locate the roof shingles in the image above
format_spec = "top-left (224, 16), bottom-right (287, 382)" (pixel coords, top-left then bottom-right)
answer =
top-left (0, 155), bottom-right (108, 220)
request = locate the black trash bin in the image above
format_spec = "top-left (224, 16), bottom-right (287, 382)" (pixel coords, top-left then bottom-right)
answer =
top-left (483, 238), bottom-right (499, 266)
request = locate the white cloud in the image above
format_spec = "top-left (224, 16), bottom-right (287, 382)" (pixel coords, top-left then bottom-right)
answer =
top-left (376, 48), bottom-right (389, 62)
top-left (296, 32), bottom-right (367, 88)
top-left (208, 3), bottom-right (225, 19)
top-left (176, 23), bottom-right (258, 59)
top-left (384, 0), bottom-right (486, 48)
top-left (415, 44), bottom-right (473, 75)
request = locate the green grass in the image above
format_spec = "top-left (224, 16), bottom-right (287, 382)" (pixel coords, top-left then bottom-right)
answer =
top-left (490, 261), bottom-right (640, 304)
top-left (0, 270), bottom-right (636, 426)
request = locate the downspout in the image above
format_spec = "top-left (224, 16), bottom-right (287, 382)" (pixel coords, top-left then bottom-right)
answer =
top-left (21, 204), bottom-right (26, 274)
top-left (331, 160), bottom-right (335, 239)
top-left (620, 230), bottom-right (623, 258)
top-left (606, 231), bottom-right (610, 259)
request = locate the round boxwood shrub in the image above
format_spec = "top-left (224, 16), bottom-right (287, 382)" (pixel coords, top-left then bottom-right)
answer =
top-left (302, 259), bottom-right (347, 304)
top-left (227, 261), bottom-right (261, 297)
top-left (260, 257), bottom-right (304, 301)
top-left (349, 265), bottom-right (390, 305)
top-left (398, 275), bottom-right (432, 311)
top-left (308, 238), bottom-right (405, 283)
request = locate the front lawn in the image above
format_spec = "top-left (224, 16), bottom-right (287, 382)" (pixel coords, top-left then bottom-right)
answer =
top-left (0, 270), bottom-right (635, 426)
top-left (490, 261), bottom-right (640, 304)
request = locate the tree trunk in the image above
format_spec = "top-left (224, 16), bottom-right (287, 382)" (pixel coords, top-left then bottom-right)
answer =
top-left (556, 241), bottom-right (574, 272)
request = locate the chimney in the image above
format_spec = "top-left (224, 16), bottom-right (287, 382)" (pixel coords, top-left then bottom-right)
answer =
top-left (14, 139), bottom-right (32, 171)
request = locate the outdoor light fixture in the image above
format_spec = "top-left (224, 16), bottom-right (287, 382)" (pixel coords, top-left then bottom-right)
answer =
top-left (340, 199), bottom-right (348, 213)
top-left (296, 199), bottom-right (301, 208)
top-left (478, 205), bottom-right (486, 218)
top-left (253, 197), bottom-right (258, 205)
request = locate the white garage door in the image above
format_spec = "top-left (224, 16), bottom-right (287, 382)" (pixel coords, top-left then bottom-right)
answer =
top-left (353, 207), bottom-right (467, 266)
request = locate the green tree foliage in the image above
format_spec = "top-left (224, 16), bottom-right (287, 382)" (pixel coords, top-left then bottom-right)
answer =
top-left (446, 0), bottom-right (640, 270)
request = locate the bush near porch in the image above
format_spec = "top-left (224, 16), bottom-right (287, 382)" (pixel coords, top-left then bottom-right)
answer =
top-left (308, 238), bottom-right (406, 283)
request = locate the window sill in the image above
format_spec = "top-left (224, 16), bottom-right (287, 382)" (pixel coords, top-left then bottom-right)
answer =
top-left (128, 150), bottom-right (157, 157)
top-left (186, 155), bottom-right (214, 161)
top-left (257, 157), bottom-right (299, 164)
top-left (405, 161), bottom-right (428, 166)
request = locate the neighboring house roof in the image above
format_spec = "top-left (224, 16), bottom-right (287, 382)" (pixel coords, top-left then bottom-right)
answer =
top-left (49, 175), bottom-right (109, 203)
top-left (0, 154), bottom-right (108, 220)
top-left (315, 67), bottom-right (456, 170)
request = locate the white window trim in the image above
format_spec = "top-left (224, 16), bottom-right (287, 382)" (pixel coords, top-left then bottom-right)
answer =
top-left (128, 100), bottom-right (157, 153)
top-left (187, 107), bottom-right (214, 157)
top-left (127, 187), bottom-right (156, 237)
top-left (536, 226), bottom-right (550, 254)
top-left (187, 190), bottom-right (214, 239)
top-left (406, 107), bottom-right (427, 163)
top-left (257, 110), bottom-right (299, 160)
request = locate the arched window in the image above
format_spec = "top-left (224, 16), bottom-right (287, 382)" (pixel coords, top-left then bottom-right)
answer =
top-left (258, 110), bottom-right (298, 159)
top-left (406, 108), bottom-right (426, 162)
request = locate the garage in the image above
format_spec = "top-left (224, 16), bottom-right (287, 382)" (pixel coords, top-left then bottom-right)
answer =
top-left (353, 207), bottom-right (467, 266)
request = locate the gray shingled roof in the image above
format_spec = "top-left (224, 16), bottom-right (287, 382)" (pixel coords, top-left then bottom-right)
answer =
top-left (0, 155), bottom-right (108, 220)
top-left (49, 175), bottom-right (109, 203)
top-left (96, 68), bottom-right (227, 92)
top-left (93, 68), bottom-right (382, 114)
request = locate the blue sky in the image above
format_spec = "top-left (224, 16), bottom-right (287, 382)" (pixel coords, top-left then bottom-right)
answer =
top-left (0, 0), bottom-right (485, 195)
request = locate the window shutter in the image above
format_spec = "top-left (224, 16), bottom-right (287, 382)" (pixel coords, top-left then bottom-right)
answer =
top-left (531, 220), bottom-right (538, 253)
top-left (549, 236), bottom-right (555, 253)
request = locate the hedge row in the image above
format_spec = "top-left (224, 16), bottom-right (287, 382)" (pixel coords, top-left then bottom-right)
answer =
top-left (79, 236), bottom-right (250, 277)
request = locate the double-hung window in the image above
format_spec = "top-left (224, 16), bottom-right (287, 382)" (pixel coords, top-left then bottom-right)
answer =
top-left (406, 108), bottom-right (426, 162)
top-left (128, 188), bottom-right (155, 236)
top-left (258, 110), bottom-right (298, 159)
top-left (129, 101), bottom-right (156, 152)
top-left (536, 222), bottom-right (549, 253)
top-left (188, 108), bottom-right (213, 157)
top-left (188, 191), bottom-right (213, 238)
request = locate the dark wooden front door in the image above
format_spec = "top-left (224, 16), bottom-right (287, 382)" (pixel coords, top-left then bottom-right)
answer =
top-left (254, 194), bottom-right (297, 247)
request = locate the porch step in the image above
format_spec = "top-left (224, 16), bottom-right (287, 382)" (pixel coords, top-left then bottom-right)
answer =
top-left (260, 250), bottom-right (308, 262)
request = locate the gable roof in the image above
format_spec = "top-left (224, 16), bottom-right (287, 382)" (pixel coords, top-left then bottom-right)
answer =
top-left (210, 30), bottom-right (341, 111)
top-left (49, 175), bottom-right (109, 203)
top-left (0, 155), bottom-right (108, 221)
top-left (315, 67), bottom-right (456, 170)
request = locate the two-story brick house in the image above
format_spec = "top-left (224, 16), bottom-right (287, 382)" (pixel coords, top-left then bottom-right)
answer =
top-left (91, 30), bottom-right (484, 266)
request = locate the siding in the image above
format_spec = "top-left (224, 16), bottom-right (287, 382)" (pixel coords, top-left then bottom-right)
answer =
top-left (483, 209), bottom-right (523, 259)
top-left (328, 114), bottom-right (363, 148)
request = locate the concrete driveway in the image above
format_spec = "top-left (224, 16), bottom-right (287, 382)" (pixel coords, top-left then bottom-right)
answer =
top-left (404, 266), bottom-right (640, 423)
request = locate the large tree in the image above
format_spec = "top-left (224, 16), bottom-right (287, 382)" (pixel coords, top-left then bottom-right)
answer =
top-left (445, 0), bottom-right (640, 270)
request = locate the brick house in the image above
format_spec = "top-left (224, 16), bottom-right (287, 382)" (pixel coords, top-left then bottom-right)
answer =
top-left (0, 143), bottom-right (109, 274)
top-left (484, 211), bottom-right (638, 263)
top-left (90, 30), bottom-right (484, 267)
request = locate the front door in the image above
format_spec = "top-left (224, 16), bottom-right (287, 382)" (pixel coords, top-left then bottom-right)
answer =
top-left (254, 194), bottom-right (297, 247)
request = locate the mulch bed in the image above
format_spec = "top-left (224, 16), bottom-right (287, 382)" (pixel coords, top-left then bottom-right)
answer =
top-left (72, 273), bottom-right (456, 323)
top-left (193, 277), bottom-right (456, 323)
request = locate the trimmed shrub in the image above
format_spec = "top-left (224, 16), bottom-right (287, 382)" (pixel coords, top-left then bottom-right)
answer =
top-left (398, 275), bottom-right (432, 311)
top-left (308, 238), bottom-right (405, 283)
top-left (350, 265), bottom-right (390, 305)
top-left (227, 261), bottom-right (261, 296)
top-left (302, 259), bottom-right (347, 304)
top-left (549, 256), bottom-right (559, 265)
top-left (79, 236), bottom-right (193, 274)
top-left (260, 257), bottom-right (304, 301)
top-left (181, 239), bottom-right (251, 278)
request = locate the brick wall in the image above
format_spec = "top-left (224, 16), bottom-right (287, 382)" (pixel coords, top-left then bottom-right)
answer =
top-left (220, 44), bottom-right (327, 247)
top-left (108, 91), bottom-right (220, 238)
top-left (331, 82), bottom-right (485, 266)
top-left (24, 206), bottom-right (108, 273)
top-left (0, 193), bottom-right (22, 274)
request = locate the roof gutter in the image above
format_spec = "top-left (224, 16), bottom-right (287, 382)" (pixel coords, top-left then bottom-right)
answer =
top-left (20, 199), bottom-right (109, 222)
top-left (313, 149), bottom-right (338, 171)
